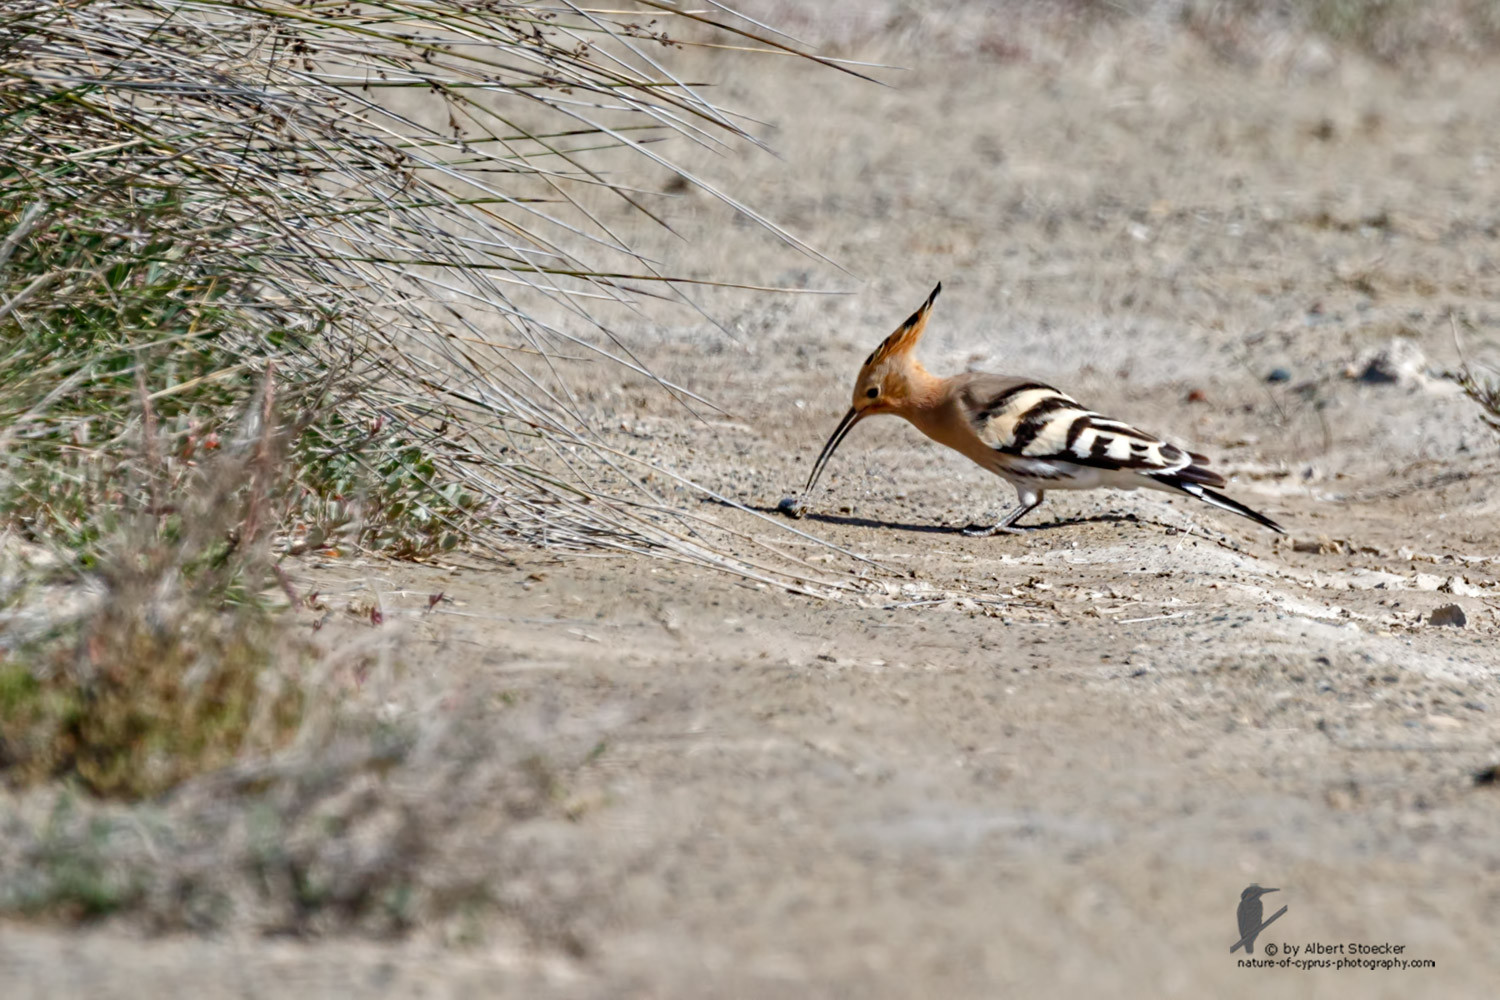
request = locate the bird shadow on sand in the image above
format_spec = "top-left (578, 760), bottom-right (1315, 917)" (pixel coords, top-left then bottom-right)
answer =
top-left (718, 499), bottom-right (1145, 537)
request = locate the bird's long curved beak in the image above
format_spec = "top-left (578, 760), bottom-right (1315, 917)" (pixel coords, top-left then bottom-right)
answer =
top-left (802, 406), bottom-right (865, 500)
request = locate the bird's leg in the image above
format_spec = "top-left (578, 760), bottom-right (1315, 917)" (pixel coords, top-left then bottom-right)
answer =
top-left (962, 491), bottom-right (1043, 537)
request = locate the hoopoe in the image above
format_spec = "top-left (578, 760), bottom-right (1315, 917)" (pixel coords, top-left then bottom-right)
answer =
top-left (792, 283), bottom-right (1284, 535)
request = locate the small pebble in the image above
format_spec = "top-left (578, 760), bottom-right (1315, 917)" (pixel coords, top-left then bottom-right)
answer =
top-left (1266, 367), bottom-right (1291, 383)
top-left (776, 496), bottom-right (805, 519)
top-left (1428, 604), bottom-right (1467, 628)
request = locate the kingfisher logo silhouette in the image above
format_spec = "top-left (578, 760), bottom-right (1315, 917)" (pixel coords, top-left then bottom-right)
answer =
top-left (1230, 885), bottom-right (1287, 954)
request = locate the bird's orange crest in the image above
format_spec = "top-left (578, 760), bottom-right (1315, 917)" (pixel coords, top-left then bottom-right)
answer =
top-left (863, 282), bottom-right (941, 368)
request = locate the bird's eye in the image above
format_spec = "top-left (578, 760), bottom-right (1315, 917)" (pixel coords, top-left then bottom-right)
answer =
top-left (866, 387), bottom-right (879, 399)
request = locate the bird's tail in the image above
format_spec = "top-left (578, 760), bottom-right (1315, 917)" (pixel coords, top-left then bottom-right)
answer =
top-left (1171, 454), bottom-right (1226, 488)
top-left (1153, 475), bottom-right (1285, 533)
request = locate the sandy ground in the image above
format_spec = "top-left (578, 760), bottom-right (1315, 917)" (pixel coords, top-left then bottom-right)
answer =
top-left (8, 22), bottom-right (1500, 1000)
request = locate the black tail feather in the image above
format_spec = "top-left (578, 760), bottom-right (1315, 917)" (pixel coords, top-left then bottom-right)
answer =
top-left (1157, 477), bottom-right (1284, 533)
top-left (1171, 461), bottom-right (1227, 488)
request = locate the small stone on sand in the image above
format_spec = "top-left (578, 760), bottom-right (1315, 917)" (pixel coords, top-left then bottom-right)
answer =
top-left (776, 496), bottom-right (805, 519)
top-left (1429, 603), bottom-right (1467, 628)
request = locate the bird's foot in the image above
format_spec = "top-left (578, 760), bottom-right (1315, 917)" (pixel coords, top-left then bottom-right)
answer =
top-left (961, 522), bottom-right (1028, 538)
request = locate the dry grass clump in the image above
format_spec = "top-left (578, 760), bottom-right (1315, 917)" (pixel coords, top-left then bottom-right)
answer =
top-left (1452, 363), bottom-right (1500, 434)
top-left (1445, 314), bottom-right (1500, 437)
top-left (0, 384), bottom-right (587, 935)
top-left (0, 383), bottom-right (312, 799)
top-left (1, 0), bottom-right (860, 585)
top-left (0, 608), bottom-right (304, 799)
top-left (0, 710), bottom-right (585, 938)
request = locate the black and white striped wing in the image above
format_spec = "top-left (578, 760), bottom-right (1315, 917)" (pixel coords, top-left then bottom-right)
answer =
top-left (955, 375), bottom-right (1283, 532)
top-left (963, 379), bottom-right (1213, 481)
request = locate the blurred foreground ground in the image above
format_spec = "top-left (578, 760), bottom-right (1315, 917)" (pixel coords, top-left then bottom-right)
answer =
top-left (6, 14), bottom-right (1500, 999)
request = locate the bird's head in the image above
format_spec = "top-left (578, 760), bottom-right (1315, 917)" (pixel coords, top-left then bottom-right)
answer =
top-left (849, 281), bottom-right (941, 416)
top-left (1241, 885), bottom-right (1279, 901)
top-left (801, 282), bottom-right (942, 499)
